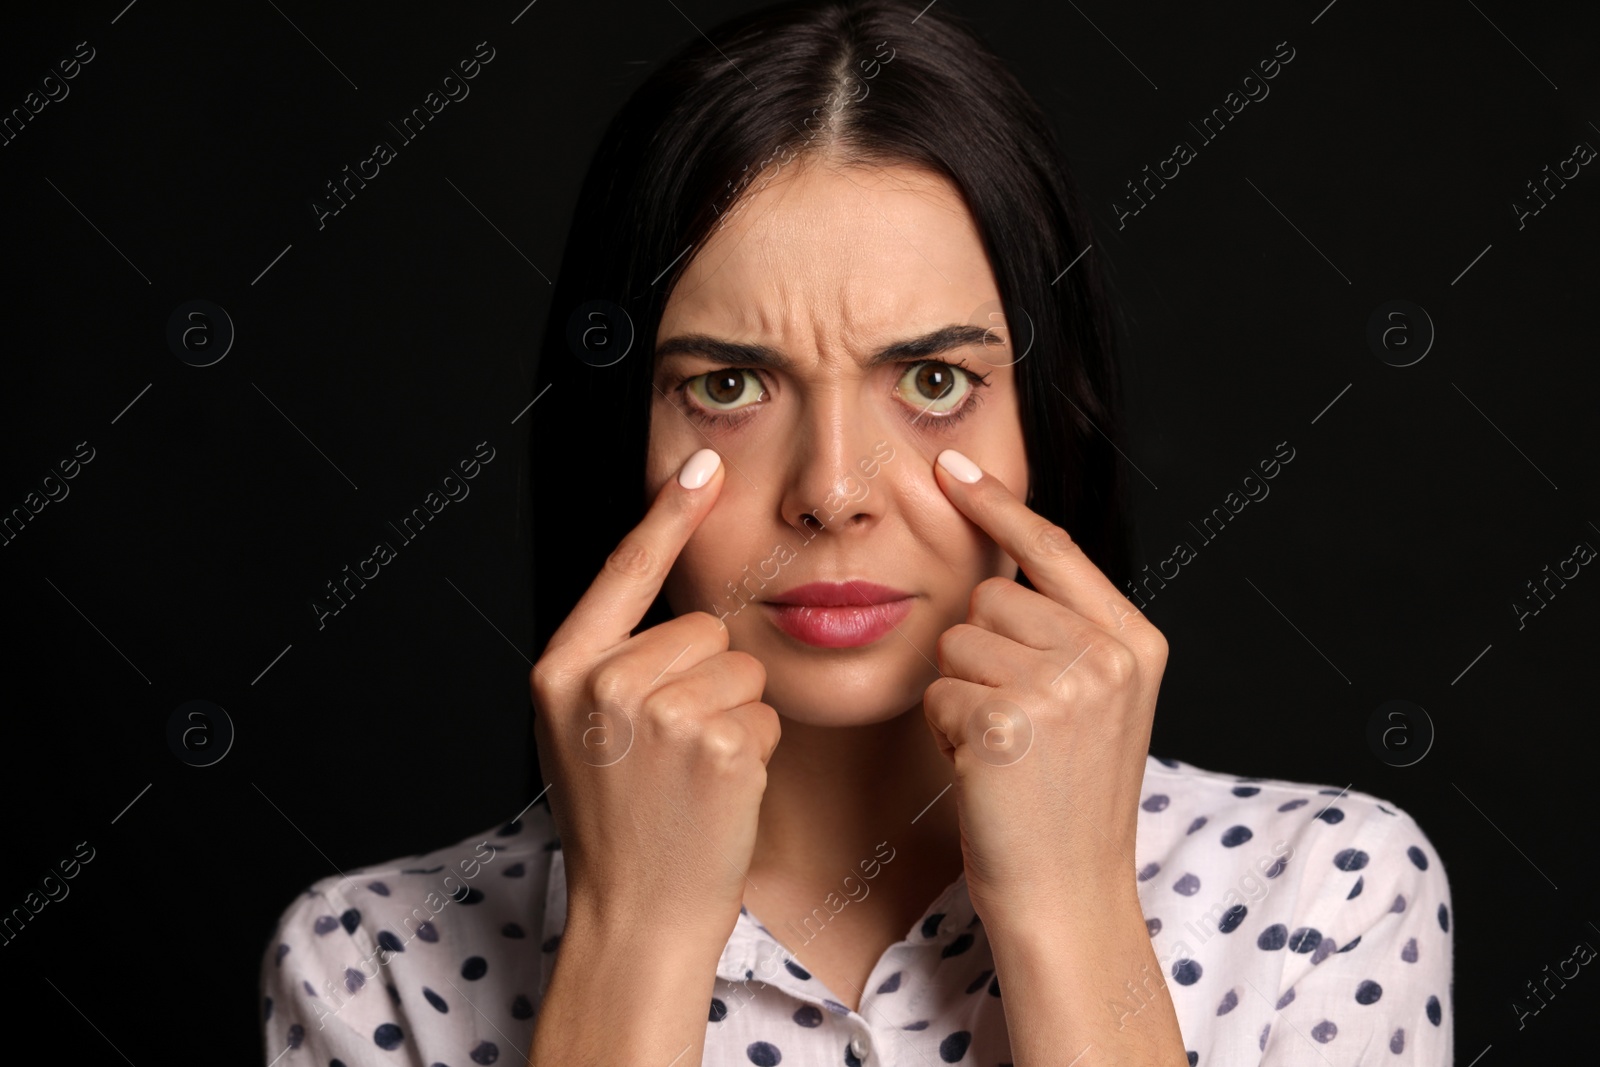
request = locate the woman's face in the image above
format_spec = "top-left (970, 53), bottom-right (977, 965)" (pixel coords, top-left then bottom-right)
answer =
top-left (646, 158), bottom-right (1030, 727)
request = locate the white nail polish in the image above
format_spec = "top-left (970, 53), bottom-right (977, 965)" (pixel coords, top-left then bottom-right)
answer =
top-left (679, 448), bottom-right (722, 489)
top-left (937, 449), bottom-right (982, 484)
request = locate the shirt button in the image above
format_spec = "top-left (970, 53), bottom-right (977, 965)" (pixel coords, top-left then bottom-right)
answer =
top-left (849, 1035), bottom-right (870, 1060)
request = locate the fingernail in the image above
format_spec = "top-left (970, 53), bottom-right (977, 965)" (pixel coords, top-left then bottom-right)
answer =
top-left (679, 448), bottom-right (722, 489)
top-left (936, 449), bottom-right (983, 484)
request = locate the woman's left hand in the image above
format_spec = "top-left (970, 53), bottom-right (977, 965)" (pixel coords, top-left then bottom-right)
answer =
top-left (922, 447), bottom-right (1167, 930)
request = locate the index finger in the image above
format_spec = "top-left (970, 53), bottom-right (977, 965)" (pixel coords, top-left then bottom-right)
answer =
top-left (932, 447), bottom-right (1129, 627)
top-left (545, 447), bottom-right (725, 662)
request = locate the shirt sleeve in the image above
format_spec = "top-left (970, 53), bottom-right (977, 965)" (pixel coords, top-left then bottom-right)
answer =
top-left (258, 879), bottom-right (429, 1067)
top-left (1258, 801), bottom-right (1454, 1065)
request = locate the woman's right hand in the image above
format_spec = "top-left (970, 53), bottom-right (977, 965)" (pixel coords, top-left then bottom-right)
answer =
top-left (529, 447), bottom-right (781, 949)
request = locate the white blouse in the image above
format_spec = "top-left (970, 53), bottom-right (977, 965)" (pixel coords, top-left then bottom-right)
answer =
top-left (258, 753), bottom-right (1454, 1065)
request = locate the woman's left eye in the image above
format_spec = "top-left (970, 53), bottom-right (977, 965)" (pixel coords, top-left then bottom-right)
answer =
top-left (895, 360), bottom-right (984, 418)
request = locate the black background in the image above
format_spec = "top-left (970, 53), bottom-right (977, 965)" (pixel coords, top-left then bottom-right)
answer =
top-left (1, 0), bottom-right (1595, 1062)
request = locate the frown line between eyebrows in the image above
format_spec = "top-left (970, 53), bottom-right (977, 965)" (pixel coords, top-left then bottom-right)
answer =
top-left (653, 322), bottom-right (1000, 372)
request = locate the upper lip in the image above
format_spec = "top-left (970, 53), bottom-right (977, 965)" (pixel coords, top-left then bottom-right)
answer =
top-left (764, 581), bottom-right (912, 607)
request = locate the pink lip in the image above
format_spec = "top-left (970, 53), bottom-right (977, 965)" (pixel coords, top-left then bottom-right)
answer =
top-left (761, 599), bottom-right (914, 648)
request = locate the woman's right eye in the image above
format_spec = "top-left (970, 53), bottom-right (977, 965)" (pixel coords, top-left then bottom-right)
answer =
top-left (685, 369), bottom-right (766, 415)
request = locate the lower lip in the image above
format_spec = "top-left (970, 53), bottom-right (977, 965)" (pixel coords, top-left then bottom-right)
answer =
top-left (761, 598), bottom-right (914, 648)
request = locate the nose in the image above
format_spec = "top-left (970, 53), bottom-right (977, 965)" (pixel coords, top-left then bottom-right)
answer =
top-left (778, 404), bottom-right (887, 541)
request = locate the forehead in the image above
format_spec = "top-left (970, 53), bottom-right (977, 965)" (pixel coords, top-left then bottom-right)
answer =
top-left (660, 158), bottom-right (1001, 353)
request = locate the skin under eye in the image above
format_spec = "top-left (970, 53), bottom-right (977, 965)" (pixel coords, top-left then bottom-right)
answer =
top-left (671, 359), bottom-right (991, 430)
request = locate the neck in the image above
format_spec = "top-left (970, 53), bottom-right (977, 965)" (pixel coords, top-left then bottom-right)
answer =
top-left (748, 700), bottom-right (965, 910)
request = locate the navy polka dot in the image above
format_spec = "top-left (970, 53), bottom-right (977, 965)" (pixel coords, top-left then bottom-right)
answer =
top-left (939, 1031), bottom-right (971, 1061)
top-left (921, 914), bottom-right (944, 938)
top-left (1438, 903), bottom-right (1449, 932)
top-left (1187, 1053), bottom-right (1199, 1066)
top-left (377, 930), bottom-right (404, 954)
top-left (415, 921), bottom-right (439, 942)
top-left (1334, 848), bottom-right (1368, 871)
top-left (1220, 825), bottom-right (1253, 847)
top-left (469, 1039), bottom-right (499, 1063)
top-left (793, 1004), bottom-right (822, 1027)
top-left (1347, 875), bottom-right (1364, 899)
top-left (374, 1023), bottom-right (404, 1050)
top-left (1390, 1028), bottom-right (1406, 1052)
top-left (263, 996), bottom-right (273, 1021)
top-left (1173, 873), bottom-right (1201, 895)
top-left (1407, 846), bottom-right (1429, 870)
top-left (1277, 798), bottom-right (1308, 812)
top-left (1232, 786), bottom-right (1260, 797)
top-left (1172, 959), bottom-right (1202, 985)
top-left (1311, 1020), bottom-right (1337, 1043)
top-left (1186, 815), bottom-right (1208, 835)
top-left (367, 880), bottom-right (391, 896)
top-left (501, 862), bottom-right (526, 878)
top-left (878, 972), bottom-right (901, 994)
top-left (501, 922), bottom-right (524, 938)
top-left (1138, 861), bottom-right (1161, 881)
top-left (710, 997), bottom-right (728, 1021)
top-left (1338, 936), bottom-right (1362, 953)
top-left (1146, 917), bottom-right (1162, 936)
top-left (512, 994), bottom-right (534, 1019)
top-left (1317, 808), bottom-right (1344, 824)
top-left (287, 1023), bottom-right (304, 1049)
top-left (1402, 938), bottom-right (1419, 963)
top-left (964, 969), bottom-right (993, 994)
top-left (1218, 905), bottom-right (1247, 933)
top-left (1276, 988), bottom-right (1295, 1009)
top-left (313, 915), bottom-right (339, 936)
top-left (941, 933), bottom-right (974, 958)
top-left (1426, 995), bottom-right (1442, 1024)
top-left (1143, 794), bottom-right (1169, 812)
top-left (785, 959), bottom-right (811, 980)
top-left (747, 1040), bottom-right (781, 1065)
top-left (988, 975), bottom-right (1000, 997)
top-left (1257, 924), bottom-right (1288, 950)
top-left (1288, 927), bottom-right (1322, 954)
top-left (423, 987), bottom-right (447, 1012)
top-left (461, 956), bottom-right (487, 980)
top-left (1216, 989), bottom-right (1238, 1014)
top-left (340, 908), bottom-right (361, 934)
top-left (1355, 980), bottom-right (1382, 1004)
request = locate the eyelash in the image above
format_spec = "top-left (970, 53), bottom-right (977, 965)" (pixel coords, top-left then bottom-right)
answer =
top-left (668, 359), bottom-right (993, 432)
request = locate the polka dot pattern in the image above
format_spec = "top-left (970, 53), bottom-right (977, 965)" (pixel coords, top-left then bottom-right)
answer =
top-left (258, 756), bottom-right (1453, 1066)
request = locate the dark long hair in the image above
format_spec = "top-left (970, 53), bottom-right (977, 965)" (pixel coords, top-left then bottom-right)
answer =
top-left (526, 0), bottom-right (1132, 693)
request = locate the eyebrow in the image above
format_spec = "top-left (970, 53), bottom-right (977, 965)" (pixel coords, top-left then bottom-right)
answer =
top-left (653, 323), bottom-right (998, 371)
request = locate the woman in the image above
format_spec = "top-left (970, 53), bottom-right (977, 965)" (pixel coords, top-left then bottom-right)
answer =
top-left (259, 1), bottom-right (1454, 1064)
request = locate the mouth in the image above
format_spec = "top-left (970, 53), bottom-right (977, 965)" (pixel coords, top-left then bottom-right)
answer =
top-left (761, 581), bottom-right (914, 648)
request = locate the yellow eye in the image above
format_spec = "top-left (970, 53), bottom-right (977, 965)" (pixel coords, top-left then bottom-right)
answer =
top-left (686, 369), bottom-right (766, 413)
top-left (896, 361), bottom-right (972, 416)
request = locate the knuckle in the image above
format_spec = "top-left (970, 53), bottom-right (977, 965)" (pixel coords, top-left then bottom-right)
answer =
top-left (1101, 642), bottom-right (1139, 685)
top-left (640, 686), bottom-right (689, 734)
top-left (588, 657), bottom-right (631, 709)
top-left (604, 537), bottom-right (657, 581)
top-left (971, 575), bottom-right (1009, 614)
top-left (699, 719), bottom-right (746, 768)
top-left (1025, 520), bottom-right (1076, 562)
